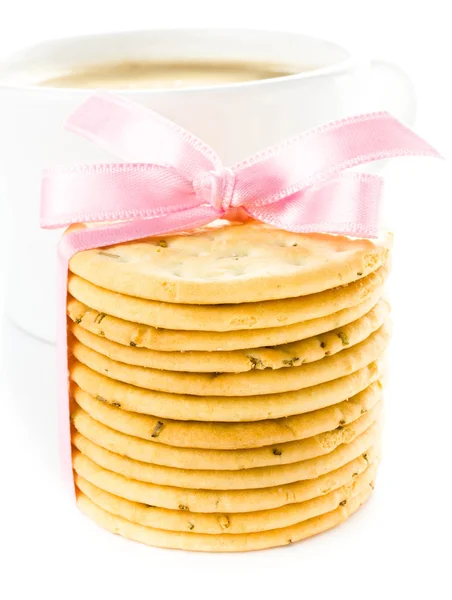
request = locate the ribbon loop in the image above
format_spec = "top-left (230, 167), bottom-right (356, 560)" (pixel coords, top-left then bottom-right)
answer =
top-left (40, 91), bottom-right (442, 239)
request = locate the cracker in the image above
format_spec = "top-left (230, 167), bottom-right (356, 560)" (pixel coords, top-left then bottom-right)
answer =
top-left (75, 462), bottom-right (376, 535)
top-left (69, 299), bottom-right (389, 372)
top-left (73, 403), bottom-right (379, 471)
top-left (71, 384), bottom-right (381, 460)
top-left (72, 444), bottom-right (378, 513)
top-left (70, 361), bottom-right (381, 421)
top-left (77, 486), bottom-right (372, 551)
top-left (67, 263), bottom-right (389, 332)
top-left (72, 419), bottom-right (379, 490)
top-left (67, 289), bottom-right (382, 352)
top-left (70, 324), bottom-right (389, 396)
top-left (68, 221), bottom-right (391, 304)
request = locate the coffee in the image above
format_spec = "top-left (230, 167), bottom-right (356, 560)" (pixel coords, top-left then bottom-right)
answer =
top-left (39, 60), bottom-right (307, 89)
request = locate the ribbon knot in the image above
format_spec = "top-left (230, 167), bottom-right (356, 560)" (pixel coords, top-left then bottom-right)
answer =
top-left (40, 91), bottom-right (441, 241)
top-left (193, 167), bottom-right (236, 213)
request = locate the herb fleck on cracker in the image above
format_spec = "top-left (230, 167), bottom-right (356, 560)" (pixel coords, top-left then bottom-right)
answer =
top-left (339, 419), bottom-right (346, 425)
top-left (337, 332), bottom-right (350, 346)
top-left (96, 395), bottom-right (107, 403)
top-left (248, 356), bottom-right (264, 370)
top-left (75, 318), bottom-right (82, 324)
top-left (272, 448), bottom-right (282, 456)
top-left (112, 402), bottom-right (121, 408)
top-left (320, 342), bottom-right (326, 348)
top-left (282, 358), bottom-right (299, 367)
top-left (98, 251), bottom-right (121, 259)
top-left (179, 505), bottom-right (189, 511)
top-left (95, 313), bottom-right (107, 324)
top-left (129, 341), bottom-right (137, 347)
top-left (151, 421), bottom-right (164, 438)
top-left (339, 499), bottom-right (347, 506)
top-left (158, 240), bottom-right (168, 248)
top-left (187, 522), bottom-right (195, 530)
top-left (357, 271), bottom-right (363, 276)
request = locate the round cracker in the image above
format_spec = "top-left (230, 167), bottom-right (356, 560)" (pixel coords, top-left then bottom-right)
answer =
top-left (71, 385), bottom-right (381, 466)
top-left (70, 361), bottom-right (381, 421)
top-left (76, 486), bottom-right (372, 552)
top-left (69, 299), bottom-right (389, 373)
top-left (73, 445), bottom-right (378, 513)
top-left (67, 290), bottom-right (382, 352)
top-left (72, 419), bottom-right (379, 490)
top-left (70, 325), bottom-right (389, 396)
top-left (75, 463), bottom-right (376, 535)
top-left (72, 403), bottom-right (380, 471)
top-left (67, 263), bottom-right (389, 332)
top-left (68, 221), bottom-right (391, 304)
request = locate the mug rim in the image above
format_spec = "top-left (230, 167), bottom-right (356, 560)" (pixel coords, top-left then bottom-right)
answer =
top-left (0, 28), bottom-right (360, 95)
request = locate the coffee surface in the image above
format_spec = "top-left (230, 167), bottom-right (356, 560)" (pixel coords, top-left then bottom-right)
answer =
top-left (39, 60), bottom-right (308, 89)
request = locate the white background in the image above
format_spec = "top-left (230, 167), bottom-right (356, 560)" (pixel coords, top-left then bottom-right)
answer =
top-left (0, 1), bottom-right (451, 599)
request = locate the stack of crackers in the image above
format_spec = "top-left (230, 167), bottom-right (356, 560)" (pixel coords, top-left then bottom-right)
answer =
top-left (67, 221), bottom-right (391, 552)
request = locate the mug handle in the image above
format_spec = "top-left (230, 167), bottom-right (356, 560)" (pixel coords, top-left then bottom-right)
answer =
top-left (370, 59), bottom-right (417, 126)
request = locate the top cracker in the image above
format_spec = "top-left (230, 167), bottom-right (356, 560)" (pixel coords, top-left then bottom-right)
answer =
top-left (69, 221), bottom-right (392, 304)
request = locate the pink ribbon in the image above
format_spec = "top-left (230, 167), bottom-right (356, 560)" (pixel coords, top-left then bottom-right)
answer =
top-left (39, 92), bottom-right (440, 493)
top-left (41, 91), bottom-right (440, 245)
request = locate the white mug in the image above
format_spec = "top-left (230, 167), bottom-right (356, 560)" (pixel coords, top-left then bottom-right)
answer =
top-left (0, 29), bottom-right (416, 342)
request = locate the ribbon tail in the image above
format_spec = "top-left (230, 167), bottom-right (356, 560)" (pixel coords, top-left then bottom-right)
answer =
top-left (65, 91), bottom-right (222, 180)
top-left (232, 112), bottom-right (442, 209)
top-left (246, 172), bottom-right (383, 238)
top-left (41, 163), bottom-right (201, 229)
top-left (58, 204), bottom-right (221, 259)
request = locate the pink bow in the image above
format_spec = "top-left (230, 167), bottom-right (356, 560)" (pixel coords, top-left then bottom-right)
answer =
top-left (41, 92), bottom-right (440, 246)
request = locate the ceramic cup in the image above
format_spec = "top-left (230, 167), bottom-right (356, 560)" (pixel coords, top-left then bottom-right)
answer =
top-left (0, 29), bottom-right (416, 342)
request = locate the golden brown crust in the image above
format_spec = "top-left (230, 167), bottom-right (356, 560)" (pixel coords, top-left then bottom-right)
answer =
top-left (67, 289), bottom-right (383, 352)
top-left (71, 385), bottom-right (381, 460)
top-left (67, 263), bottom-right (389, 332)
top-left (71, 419), bottom-right (379, 490)
top-left (69, 299), bottom-right (389, 372)
top-left (72, 445), bottom-right (379, 513)
top-left (70, 361), bottom-right (381, 422)
top-left (75, 463), bottom-right (376, 535)
top-left (76, 486), bottom-right (373, 551)
top-left (68, 222), bottom-right (392, 304)
top-left (69, 325), bottom-right (389, 396)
